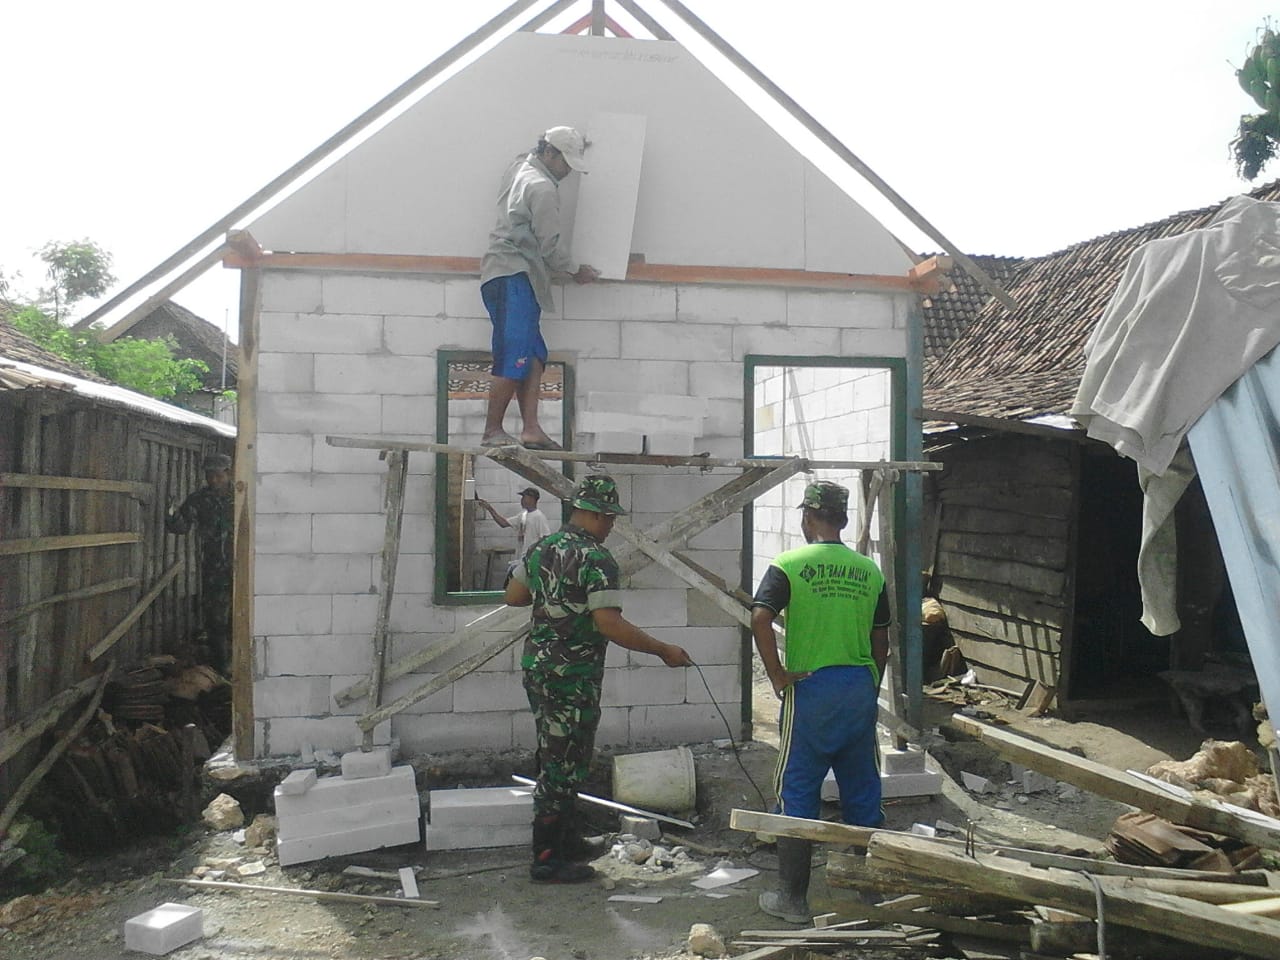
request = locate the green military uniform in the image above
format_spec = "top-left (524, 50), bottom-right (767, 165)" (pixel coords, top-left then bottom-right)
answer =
top-left (509, 474), bottom-right (628, 883)
top-left (166, 454), bottom-right (234, 672)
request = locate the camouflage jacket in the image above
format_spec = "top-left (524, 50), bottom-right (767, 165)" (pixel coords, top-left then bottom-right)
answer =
top-left (166, 486), bottom-right (234, 577)
top-left (513, 523), bottom-right (625, 678)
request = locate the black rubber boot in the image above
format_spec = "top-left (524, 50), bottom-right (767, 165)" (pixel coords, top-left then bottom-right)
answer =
top-left (758, 837), bottom-right (812, 923)
top-left (559, 798), bottom-right (606, 863)
top-left (529, 813), bottom-right (596, 883)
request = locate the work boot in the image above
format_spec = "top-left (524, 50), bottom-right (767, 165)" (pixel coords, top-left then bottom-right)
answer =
top-left (530, 813), bottom-right (596, 883)
top-left (559, 799), bottom-right (607, 863)
top-left (758, 837), bottom-right (812, 923)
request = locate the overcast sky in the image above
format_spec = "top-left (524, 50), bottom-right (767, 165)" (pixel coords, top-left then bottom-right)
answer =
top-left (1, 0), bottom-right (1274, 338)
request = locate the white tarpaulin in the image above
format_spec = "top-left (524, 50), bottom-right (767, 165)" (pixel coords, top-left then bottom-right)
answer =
top-left (1073, 196), bottom-right (1280, 476)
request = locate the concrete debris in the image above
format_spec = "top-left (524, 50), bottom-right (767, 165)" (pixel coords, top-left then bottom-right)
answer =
top-left (0, 894), bottom-right (40, 928)
top-left (201, 794), bottom-right (244, 831)
top-left (687, 922), bottom-right (726, 957)
top-left (232, 860), bottom-right (267, 878)
top-left (910, 822), bottom-right (937, 837)
top-left (278, 769), bottom-right (317, 796)
top-left (960, 771), bottom-right (997, 794)
top-left (612, 838), bottom-right (653, 864)
top-left (244, 814), bottom-right (277, 848)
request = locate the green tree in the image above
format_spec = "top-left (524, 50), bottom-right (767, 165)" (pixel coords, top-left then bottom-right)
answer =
top-left (38, 239), bottom-right (115, 321)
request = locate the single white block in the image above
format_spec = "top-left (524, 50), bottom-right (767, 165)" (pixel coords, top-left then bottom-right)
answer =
top-left (644, 434), bottom-right (697, 456)
top-left (278, 769), bottom-right (317, 796)
top-left (428, 786), bottom-right (533, 827)
top-left (399, 866), bottom-right (420, 899)
top-left (341, 747), bottom-right (392, 780)
top-left (124, 902), bottom-right (203, 955)
top-left (274, 765), bottom-right (417, 817)
top-left (882, 749), bottom-right (927, 775)
top-left (277, 817), bottom-right (421, 866)
top-left (821, 756), bottom-right (944, 801)
top-left (423, 822), bottom-right (530, 850)
top-left (571, 112), bottom-right (647, 280)
top-left (585, 431), bottom-right (645, 454)
top-left (910, 822), bottom-right (937, 837)
top-left (619, 814), bottom-right (661, 841)
top-left (277, 793), bottom-right (422, 841)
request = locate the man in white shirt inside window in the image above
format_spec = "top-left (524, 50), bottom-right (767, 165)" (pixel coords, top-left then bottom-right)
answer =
top-left (479, 486), bottom-right (554, 574)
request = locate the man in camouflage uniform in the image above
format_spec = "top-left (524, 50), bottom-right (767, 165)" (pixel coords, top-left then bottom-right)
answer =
top-left (505, 474), bottom-right (692, 883)
top-left (166, 452), bottom-right (235, 674)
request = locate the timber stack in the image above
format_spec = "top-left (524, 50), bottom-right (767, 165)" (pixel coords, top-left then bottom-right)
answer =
top-left (729, 715), bottom-right (1280, 959)
top-left (32, 657), bottom-right (230, 851)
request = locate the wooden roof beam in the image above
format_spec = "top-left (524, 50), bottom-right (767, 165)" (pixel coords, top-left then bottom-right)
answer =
top-left (74, 0), bottom-right (546, 331)
top-left (649, 0), bottom-right (1018, 314)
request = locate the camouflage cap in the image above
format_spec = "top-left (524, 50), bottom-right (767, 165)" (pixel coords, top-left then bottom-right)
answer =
top-left (571, 474), bottom-right (627, 515)
top-left (797, 479), bottom-right (848, 514)
top-left (203, 453), bottom-right (233, 472)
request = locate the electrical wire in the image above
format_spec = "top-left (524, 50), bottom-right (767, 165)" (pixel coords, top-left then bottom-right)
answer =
top-left (689, 659), bottom-right (770, 812)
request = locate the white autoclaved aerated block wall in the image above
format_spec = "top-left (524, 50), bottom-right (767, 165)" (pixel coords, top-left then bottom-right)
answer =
top-left (251, 269), bottom-right (909, 758)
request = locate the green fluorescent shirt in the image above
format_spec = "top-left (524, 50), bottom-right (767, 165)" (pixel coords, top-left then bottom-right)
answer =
top-left (755, 541), bottom-right (889, 679)
top-left (479, 153), bottom-right (578, 313)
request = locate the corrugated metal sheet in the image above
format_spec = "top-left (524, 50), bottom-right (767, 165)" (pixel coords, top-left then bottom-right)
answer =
top-left (1189, 349), bottom-right (1280, 723)
top-left (0, 356), bottom-right (235, 438)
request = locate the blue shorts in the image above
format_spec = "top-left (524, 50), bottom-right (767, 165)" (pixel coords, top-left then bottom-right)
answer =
top-left (773, 664), bottom-right (883, 826)
top-left (482, 274), bottom-right (546, 381)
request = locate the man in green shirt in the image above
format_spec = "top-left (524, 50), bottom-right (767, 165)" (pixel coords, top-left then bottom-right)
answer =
top-left (751, 480), bottom-right (891, 922)
top-left (505, 474), bottom-right (691, 883)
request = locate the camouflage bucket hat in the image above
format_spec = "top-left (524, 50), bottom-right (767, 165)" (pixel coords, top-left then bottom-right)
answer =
top-left (572, 474), bottom-right (627, 515)
top-left (797, 480), bottom-right (849, 514)
top-left (203, 453), bottom-right (233, 472)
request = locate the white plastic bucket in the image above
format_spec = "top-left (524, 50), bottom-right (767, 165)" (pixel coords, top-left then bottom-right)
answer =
top-left (611, 746), bottom-right (696, 813)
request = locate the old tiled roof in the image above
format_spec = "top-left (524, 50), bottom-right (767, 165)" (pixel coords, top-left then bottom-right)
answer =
top-left (924, 180), bottom-right (1280, 424)
top-left (0, 310), bottom-right (109, 381)
top-left (920, 254), bottom-right (1023, 359)
top-left (125, 300), bottom-right (238, 391)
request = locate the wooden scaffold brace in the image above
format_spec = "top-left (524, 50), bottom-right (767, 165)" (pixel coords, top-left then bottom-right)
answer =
top-left (325, 436), bottom-right (939, 745)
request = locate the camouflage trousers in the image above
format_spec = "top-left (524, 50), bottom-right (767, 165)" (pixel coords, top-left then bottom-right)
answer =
top-left (523, 666), bottom-right (603, 818)
top-left (201, 572), bottom-right (233, 673)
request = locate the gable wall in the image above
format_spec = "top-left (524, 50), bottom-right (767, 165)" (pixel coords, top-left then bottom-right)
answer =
top-left (249, 268), bottom-right (911, 757)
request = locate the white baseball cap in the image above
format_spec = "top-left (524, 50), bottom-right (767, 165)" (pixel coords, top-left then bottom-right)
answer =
top-left (544, 125), bottom-right (590, 172)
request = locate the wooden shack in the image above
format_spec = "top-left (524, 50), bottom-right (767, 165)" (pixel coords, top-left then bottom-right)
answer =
top-left (1, 319), bottom-right (235, 799)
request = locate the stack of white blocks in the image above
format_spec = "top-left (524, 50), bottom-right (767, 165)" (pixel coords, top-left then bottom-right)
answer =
top-left (821, 746), bottom-right (943, 802)
top-left (578, 392), bottom-right (709, 456)
top-left (274, 748), bottom-right (421, 866)
top-left (424, 785), bottom-right (533, 851)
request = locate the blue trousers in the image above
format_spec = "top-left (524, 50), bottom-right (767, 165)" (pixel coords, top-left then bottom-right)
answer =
top-left (773, 665), bottom-right (883, 826)
top-left (481, 273), bottom-right (547, 380)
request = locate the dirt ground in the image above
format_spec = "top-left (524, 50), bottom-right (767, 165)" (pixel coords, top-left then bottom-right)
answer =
top-left (0, 673), bottom-right (1231, 960)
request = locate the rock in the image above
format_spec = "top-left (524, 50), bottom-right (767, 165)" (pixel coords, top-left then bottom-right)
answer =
top-left (232, 829), bottom-right (246, 844)
top-left (688, 922), bottom-right (726, 957)
top-left (202, 793), bottom-right (245, 830)
top-left (600, 877), bottom-right (616, 891)
top-left (234, 860), bottom-right (267, 877)
top-left (244, 814), bottom-right (277, 848)
top-left (623, 841), bottom-right (652, 864)
top-left (204, 857), bottom-right (242, 870)
top-left (0, 895), bottom-right (39, 928)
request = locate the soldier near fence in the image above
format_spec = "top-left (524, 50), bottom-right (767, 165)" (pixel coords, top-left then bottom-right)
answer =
top-left (504, 474), bottom-right (691, 883)
top-left (166, 452), bottom-right (235, 674)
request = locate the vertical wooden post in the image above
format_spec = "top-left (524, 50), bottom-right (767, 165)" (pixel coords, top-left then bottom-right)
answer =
top-left (231, 267), bottom-right (261, 759)
top-left (876, 470), bottom-right (908, 749)
top-left (590, 0), bottom-right (606, 34)
top-left (19, 402), bottom-right (46, 721)
top-left (363, 450), bottom-right (409, 750)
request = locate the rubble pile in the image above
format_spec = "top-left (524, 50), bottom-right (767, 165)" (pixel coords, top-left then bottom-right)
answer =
top-left (34, 657), bottom-right (231, 850)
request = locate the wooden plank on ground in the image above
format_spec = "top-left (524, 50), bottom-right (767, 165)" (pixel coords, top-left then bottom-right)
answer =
top-left (729, 810), bottom-right (1269, 882)
top-left (867, 833), bottom-right (1280, 958)
top-left (819, 900), bottom-right (1030, 944)
top-left (951, 715), bottom-right (1280, 851)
